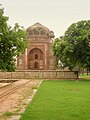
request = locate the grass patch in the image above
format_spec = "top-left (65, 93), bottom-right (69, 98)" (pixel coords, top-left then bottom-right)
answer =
top-left (32, 85), bottom-right (38, 89)
top-left (20, 80), bottom-right (90, 120)
top-left (3, 111), bottom-right (21, 116)
top-left (79, 73), bottom-right (90, 80)
top-left (1, 111), bottom-right (21, 120)
top-left (80, 73), bottom-right (90, 76)
top-left (3, 111), bottom-right (14, 117)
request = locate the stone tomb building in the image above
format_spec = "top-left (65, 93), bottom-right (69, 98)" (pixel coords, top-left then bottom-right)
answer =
top-left (16, 23), bottom-right (56, 70)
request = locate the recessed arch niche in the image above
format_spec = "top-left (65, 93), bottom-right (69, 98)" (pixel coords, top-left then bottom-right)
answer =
top-left (29, 48), bottom-right (44, 69)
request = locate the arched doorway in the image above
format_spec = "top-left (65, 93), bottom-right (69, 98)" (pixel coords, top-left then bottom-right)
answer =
top-left (34, 62), bottom-right (39, 69)
top-left (29, 48), bottom-right (43, 69)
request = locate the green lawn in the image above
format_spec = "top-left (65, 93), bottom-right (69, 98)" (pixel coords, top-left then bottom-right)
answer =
top-left (20, 80), bottom-right (90, 120)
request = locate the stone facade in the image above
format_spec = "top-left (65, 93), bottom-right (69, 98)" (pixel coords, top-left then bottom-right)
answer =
top-left (16, 22), bottom-right (56, 70)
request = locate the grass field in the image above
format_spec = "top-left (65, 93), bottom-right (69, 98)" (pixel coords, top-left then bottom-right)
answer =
top-left (20, 80), bottom-right (90, 120)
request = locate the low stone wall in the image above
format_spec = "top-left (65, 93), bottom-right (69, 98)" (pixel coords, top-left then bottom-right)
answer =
top-left (0, 70), bottom-right (78, 79)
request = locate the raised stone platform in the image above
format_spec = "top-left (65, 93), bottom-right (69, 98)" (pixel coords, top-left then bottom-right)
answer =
top-left (0, 70), bottom-right (78, 79)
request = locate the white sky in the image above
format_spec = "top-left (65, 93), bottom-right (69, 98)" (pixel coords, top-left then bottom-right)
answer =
top-left (0, 0), bottom-right (90, 37)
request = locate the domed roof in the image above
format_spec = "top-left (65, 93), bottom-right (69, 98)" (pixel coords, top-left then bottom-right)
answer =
top-left (26, 22), bottom-right (49, 32)
top-left (26, 22), bottom-right (55, 38)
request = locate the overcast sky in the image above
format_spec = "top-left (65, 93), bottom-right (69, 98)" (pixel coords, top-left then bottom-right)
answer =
top-left (1, 0), bottom-right (90, 37)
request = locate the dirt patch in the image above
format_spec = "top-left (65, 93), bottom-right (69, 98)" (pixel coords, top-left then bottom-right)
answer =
top-left (0, 79), bottom-right (41, 120)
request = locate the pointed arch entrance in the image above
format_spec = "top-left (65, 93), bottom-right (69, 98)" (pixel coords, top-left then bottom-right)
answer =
top-left (29, 48), bottom-right (44, 69)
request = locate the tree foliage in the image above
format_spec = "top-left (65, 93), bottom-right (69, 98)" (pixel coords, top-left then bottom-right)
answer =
top-left (52, 20), bottom-right (90, 71)
top-left (0, 7), bottom-right (28, 71)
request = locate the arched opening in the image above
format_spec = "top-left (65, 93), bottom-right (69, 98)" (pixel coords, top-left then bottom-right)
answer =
top-left (35, 54), bottom-right (38, 59)
top-left (29, 48), bottom-right (43, 69)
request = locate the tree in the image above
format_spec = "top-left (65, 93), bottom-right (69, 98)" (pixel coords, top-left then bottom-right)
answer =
top-left (52, 20), bottom-right (90, 71)
top-left (0, 6), bottom-right (28, 71)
